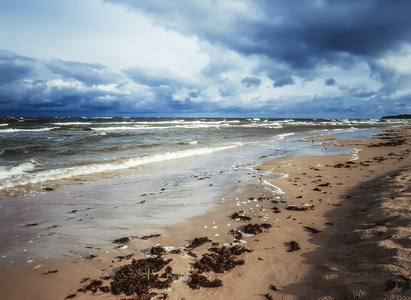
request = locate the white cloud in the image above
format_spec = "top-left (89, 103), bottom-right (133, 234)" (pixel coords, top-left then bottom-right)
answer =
top-left (377, 43), bottom-right (411, 76)
top-left (0, 0), bottom-right (208, 79)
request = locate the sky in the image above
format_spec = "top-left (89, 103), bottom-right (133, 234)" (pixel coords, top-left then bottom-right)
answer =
top-left (1, 0), bottom-right (411, 118)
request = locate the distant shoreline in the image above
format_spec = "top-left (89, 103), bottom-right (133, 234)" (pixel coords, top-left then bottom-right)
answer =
top-left (381, 114), bottom-right (411, 119)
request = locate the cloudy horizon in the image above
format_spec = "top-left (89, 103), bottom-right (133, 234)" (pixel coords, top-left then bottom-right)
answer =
top-left (1, 0), bottom-right (411, 118)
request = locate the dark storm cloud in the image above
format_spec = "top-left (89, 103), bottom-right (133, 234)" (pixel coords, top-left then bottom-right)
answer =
top-left (0, 51), bottom-right (34, 84)
top-left (108, 0), bottom-right (411, 70)
top-left (0, 52), bottom-right (196, 116)
top-left (1, 1), bottom-right (411, 117)
top-left (273, 76), bottom-right (295, 88)
top-left (325, 78), bottom-right (337, 86)
top-left (241, 76), bottom-right (261, 88)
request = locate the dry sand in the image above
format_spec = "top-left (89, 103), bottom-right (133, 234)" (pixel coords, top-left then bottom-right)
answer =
top-left (0, 127), bottom-right (409, 300)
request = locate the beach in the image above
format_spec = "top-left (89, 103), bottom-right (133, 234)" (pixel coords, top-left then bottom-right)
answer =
top-left (0, 125), bottom-right (410, 299)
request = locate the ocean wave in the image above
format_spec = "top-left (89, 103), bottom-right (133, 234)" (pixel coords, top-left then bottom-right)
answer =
top-left (52, 122), bottom-right (92, 125)
top-left (0, 127), bottom-right (59, 133)
top-left (90, 126), bottom-right (143, 131)
top-left (0, 143), bottom-right (243, 190)
top-left (0, 159), bottom-right (37, 181)
top-left (177, 140), bottom-right (198, 145)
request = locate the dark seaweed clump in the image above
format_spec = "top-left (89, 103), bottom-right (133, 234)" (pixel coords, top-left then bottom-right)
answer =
top-left (188, 274), bottom-right (222, 289)
top-left (187, 236), bottom-right (211, 249)
top-left (110, 257), bottom-right (173, 296)
top-left (243, 223), bottom-right (272, 235)
top-left (192, 246), bottom-right (251, 274)
top-left (231, 212), bottom-right (252, 222)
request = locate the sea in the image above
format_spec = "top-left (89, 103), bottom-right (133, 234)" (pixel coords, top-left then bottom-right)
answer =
top-left (0, 117), bottom-right (409, 262)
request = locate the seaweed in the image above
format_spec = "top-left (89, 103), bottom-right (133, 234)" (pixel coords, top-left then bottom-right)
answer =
top-left (287, 241), bottom-right (301, 252)
top-left (303, 226), bottom-right (322, 233)
top-left (110, 257), bottom-right (173, 296)
top-left (112, 237), bottom-right (131, 244)
top-left (188, 274), bottom-right (222, 289)
top-left (231, 212), bottom-right (252, 221)
top-left (192, 246), bottom-right (249, 274)
top-left (243, 224), bottom-right (263, 234)
top-left (187, 237), bottom-right (211, 249)
top-left (140, 234), bottom-right (161, 240)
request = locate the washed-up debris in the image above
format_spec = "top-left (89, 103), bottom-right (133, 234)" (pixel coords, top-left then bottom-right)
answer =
top-left (243, 223), bottom-right (272, 235)
top-left (192, 246), bottom-right (250, 274)
top-left (229, 229), bottom-right (243, 240)
top-left (243, 224), bottom-right (262, 234)
top-left (43, 270), bottom-right (58, 275)
top-left (369, 138), bottom-right (405, 147)
top-left (113, 244), bottom-right (128, 250)
top-left (110, 257), bottom-right (173, 296)
top-left (187, 237), bottom-right (211, 249)
top-left (285, 204), bottom-right (314, 211)
top-left (269, 284), bottom-right (281, 291)
top-left (231, 212), bottom-right (252, 221)
top-left (83, 280), bottom-right (104, 294)
top-left (112, 237), bottom-right (131, 244)
top-left (147, 245), bottom-right (166, 257)
top-left (116, 254), bottom-right (134, 262)
top-left (79, 278), bottom-right (90, 283)
top-left (86, 254), bottom-right (98, 260)
top-left (272, 207), bottom-right (281, 213)
top-left (25, 222), bottom-right (41, 227)
top-left (287, 241), bottom-right (301, 252)
top-left (188, 274), bottom-right (222, 289)
top-left (303, 226), bottom-right (322, 233)
top-left (140, 234), bottom-right (161, 240)
top-left (264, 293), bottom-right (274, 300)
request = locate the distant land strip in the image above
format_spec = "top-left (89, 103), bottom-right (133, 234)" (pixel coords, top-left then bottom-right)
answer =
top-left (381, 114), bottom-right (411, 119)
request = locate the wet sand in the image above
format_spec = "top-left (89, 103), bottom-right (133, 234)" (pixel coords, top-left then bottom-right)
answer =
top-left (0, 127), bottom-right (410, 299)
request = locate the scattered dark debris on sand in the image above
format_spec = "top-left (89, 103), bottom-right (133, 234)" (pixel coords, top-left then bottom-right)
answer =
top-left (116, 254), bottom-right (134, 262)
top-left (64, 293), bottom-right (76, 299)
top-left (231, 212), bottom-right (252, 221)
top-left (140, 234), bottom-right (161, 240)
top-left (287, 241), bottom-right (301, 252)
top-left (369, 138), bottom-right (405, 147)
top-left (192, 246), bottom-right (251, 274)
top-left (75, 254), bottom-right (174, 299)
top-left (272, 207), bottom-right (282, 213)
top-left (148, 245), bottom-right (166, 257)
top-left (110, 257), bottom-right (174, 296)
top-left (188, 274), bottom-right (222, 289)
top-left (243, 223), bottom-right (272, 235)
top-left (112, 236), bottom-right (131, 244)
top-left (187, 237), bottom-right (212, 249)
top-left (270, 284), bottom-right (281, 291)
top-left (264, 293), bottom-right (274, 300)
top-left (25, 222), bottom-right (41, 227)
top-left (229, 229), bottom-right (243, 240)
top-left (303, 226), bottom-right (322, 234)
top-left (79, 277), bottom-right (90, 283)
top-left (75, 239), bottom-right (252, 298)
top-left (86, 254), bottom-right (98, 260)
top-left (80, 279), bottom-right (105, 294)
top-left (285, 204), bottom-right (314, 211)
top-left (43, 270), bottom-right (58, 275)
